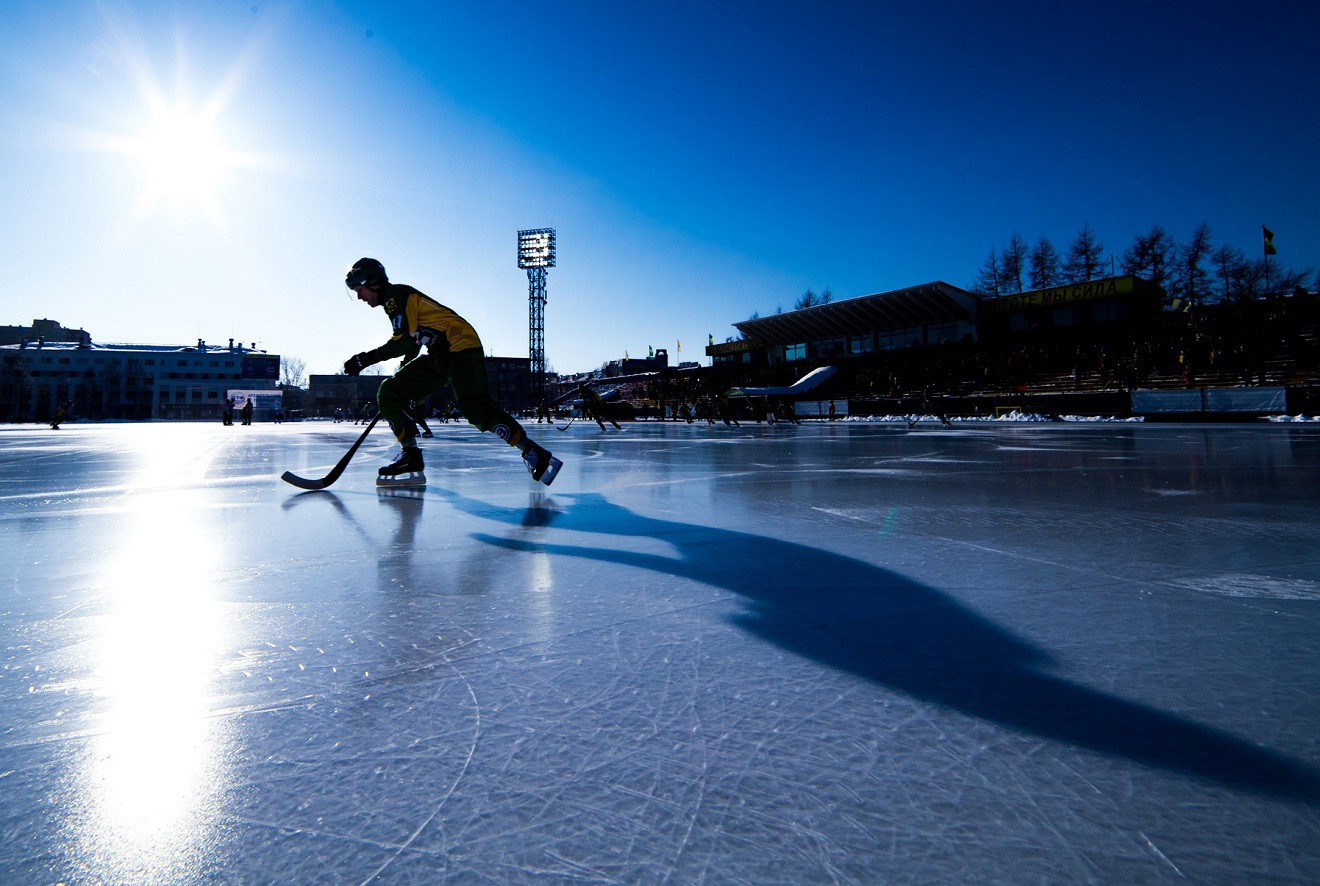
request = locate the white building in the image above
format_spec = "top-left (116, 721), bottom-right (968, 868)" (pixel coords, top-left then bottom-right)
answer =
top-left (0, 336), bottom-right (280, 422)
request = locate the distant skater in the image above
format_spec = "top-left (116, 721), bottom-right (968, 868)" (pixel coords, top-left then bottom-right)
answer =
top-left (410, 400), bottom-right (434, 438)
top-left (49, 400), bottom-right (73, 430)
top-left (577, 384), bottom-right (621, 430)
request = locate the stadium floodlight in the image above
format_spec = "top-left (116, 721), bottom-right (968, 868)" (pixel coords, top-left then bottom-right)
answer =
top-left (518, 228), bottom-right (556, 270)
top-left (519, 228), bottom-right (556, 405)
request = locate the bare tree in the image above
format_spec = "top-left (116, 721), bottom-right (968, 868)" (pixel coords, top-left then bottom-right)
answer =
top-left (1212, 244), bottom-right (1247, 302)
top-left (970, 248), bottom-right (1002, 297)
top-left (794, 288), bottom-right (833, 310)
top-left (1121, 225), bottom-right (1176, 292)
top-left (1174, 222), bottom-right (1214, 308)
top-left (280, 355), bottom-right (308, 388)
top-left (1000, 233), bottom-right (1029, 294)
top-left (1028, 236), bottom-right (1062, 290)
top-left (1062, 223), bottom-right (1106, 283)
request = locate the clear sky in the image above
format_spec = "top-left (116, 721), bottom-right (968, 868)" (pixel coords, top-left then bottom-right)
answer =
top-left (3, 0), bottom-right (1317, 378)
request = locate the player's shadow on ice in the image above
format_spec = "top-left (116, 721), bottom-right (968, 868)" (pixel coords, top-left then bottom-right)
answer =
top-left (436, 488), bottom-right (1320, 801)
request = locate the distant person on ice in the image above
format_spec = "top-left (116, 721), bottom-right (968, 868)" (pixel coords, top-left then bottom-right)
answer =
top-left (342, 257), bottom-right (562, 487)
top-left (577, 384), bottom-right (621, 431)
top-left (49, 400), bottom-right (73, 429)
top-left (410, 399), bottom-right (434, 438)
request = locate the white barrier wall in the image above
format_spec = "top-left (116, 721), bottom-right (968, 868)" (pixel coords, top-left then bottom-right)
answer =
top-left (1132, 387), bottom-right (1287, 414)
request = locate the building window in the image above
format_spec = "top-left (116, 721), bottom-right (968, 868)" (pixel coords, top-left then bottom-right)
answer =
top-left (877, 326), bottom-right (921, 350)
top-left (785, 343), bottom-right (807, 361)
top-left (926, 321), bottom-right (961, 344)
top-left (848, 334), bottom-right (873, 355)
top-left (813, 337), bottom-right (845, 358)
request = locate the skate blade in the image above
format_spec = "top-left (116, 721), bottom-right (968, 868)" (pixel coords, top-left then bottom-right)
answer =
top-left (377, 471), bottom-right (426, 488)
top-left (539, 456), bottom-right (564, 487)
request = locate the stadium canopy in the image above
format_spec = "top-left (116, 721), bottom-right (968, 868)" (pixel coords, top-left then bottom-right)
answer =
top-left (727, 366), bottom-right (838, 398)
top-left (733, 281), bottom-right (979, 346)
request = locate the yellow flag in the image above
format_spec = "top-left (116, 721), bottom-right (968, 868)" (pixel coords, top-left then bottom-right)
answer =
top-left (1263, 225), bottom-right (1278, 256)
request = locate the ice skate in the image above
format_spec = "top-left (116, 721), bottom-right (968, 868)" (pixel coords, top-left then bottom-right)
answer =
top-left (377, 445), bottom-right (426, 487)
top-left (522, 441), bottom-right (563, 486)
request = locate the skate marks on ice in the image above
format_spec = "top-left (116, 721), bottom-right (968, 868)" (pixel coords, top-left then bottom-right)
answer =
top-left (429, 487), bottom-right (1320, 801)
top-left (1163, 573), bottom-right (1320, 602)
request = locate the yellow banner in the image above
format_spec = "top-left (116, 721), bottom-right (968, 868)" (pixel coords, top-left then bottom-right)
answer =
top-left (707, 339), bottom-right (763, 356)
top-left (979, 276), bottom-right (1143, 314)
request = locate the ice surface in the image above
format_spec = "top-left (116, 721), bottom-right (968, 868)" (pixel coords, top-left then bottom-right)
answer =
top-left (2, 419), bottom-right (1318, 883)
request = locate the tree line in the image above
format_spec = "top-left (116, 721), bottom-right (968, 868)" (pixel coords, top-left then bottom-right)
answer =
top-left (971, 222), bottom-right (1315, 308)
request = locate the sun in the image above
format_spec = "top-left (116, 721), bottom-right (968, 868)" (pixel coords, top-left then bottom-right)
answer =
top-left (130, 103), bottom-right (233, 218)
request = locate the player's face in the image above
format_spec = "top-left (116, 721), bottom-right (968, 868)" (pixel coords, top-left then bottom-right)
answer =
top-left (350, 284), bottom-right (381, 307)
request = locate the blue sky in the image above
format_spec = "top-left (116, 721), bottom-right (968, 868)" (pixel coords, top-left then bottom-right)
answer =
top-left (3, 0), bottom-right (1317, 377)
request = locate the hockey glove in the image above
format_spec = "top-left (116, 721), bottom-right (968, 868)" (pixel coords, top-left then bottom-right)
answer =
top-left (344, 353), bottom-right (371, 376)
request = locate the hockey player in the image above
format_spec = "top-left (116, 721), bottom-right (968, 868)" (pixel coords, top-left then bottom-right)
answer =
top-left (343, 257), bottom-right (562, 487)
top-left (49, 400), bottom-right (73, 429)
top-left (576, 384), bottom-right (621, 431)
top-left (412, 401), bottom-right (434, 438)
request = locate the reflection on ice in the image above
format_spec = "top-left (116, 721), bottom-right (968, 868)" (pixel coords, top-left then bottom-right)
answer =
top-left (56, 447), bottom-right (234, 881)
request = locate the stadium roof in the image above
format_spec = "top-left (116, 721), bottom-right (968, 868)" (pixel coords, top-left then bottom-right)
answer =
top-left (733, 281), bottom-right (979, 346)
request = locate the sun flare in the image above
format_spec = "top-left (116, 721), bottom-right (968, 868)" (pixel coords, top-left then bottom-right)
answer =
top-left (131, 105), bottom-right (232, 215)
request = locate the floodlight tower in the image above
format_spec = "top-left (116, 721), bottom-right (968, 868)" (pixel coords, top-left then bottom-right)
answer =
top-left (517, 228), bottom-right (556, 404)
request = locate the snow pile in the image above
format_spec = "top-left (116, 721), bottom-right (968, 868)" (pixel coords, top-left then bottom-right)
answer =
top-left (839, 413), bottom-right (1142, 423)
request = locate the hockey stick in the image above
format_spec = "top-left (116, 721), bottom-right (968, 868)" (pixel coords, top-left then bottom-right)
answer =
top-left (557, 416), bottom-right (575, 432)
top-left (281, 414), bottom-right (381, 490)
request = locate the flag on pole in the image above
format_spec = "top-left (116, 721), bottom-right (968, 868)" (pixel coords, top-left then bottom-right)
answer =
top-left (677, 340), bottom-right (682, 355)
top-left (708, 333), bottom-right (714, 346)
top-left (1263, 225), bottom-right (1278, 256)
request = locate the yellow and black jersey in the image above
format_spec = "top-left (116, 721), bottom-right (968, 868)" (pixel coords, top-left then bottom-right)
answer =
top-left (367, 283), bottom-right (483, 363)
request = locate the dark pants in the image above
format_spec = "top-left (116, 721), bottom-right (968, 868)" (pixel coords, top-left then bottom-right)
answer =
top-left (377, 348), bottom-right (526, 448)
